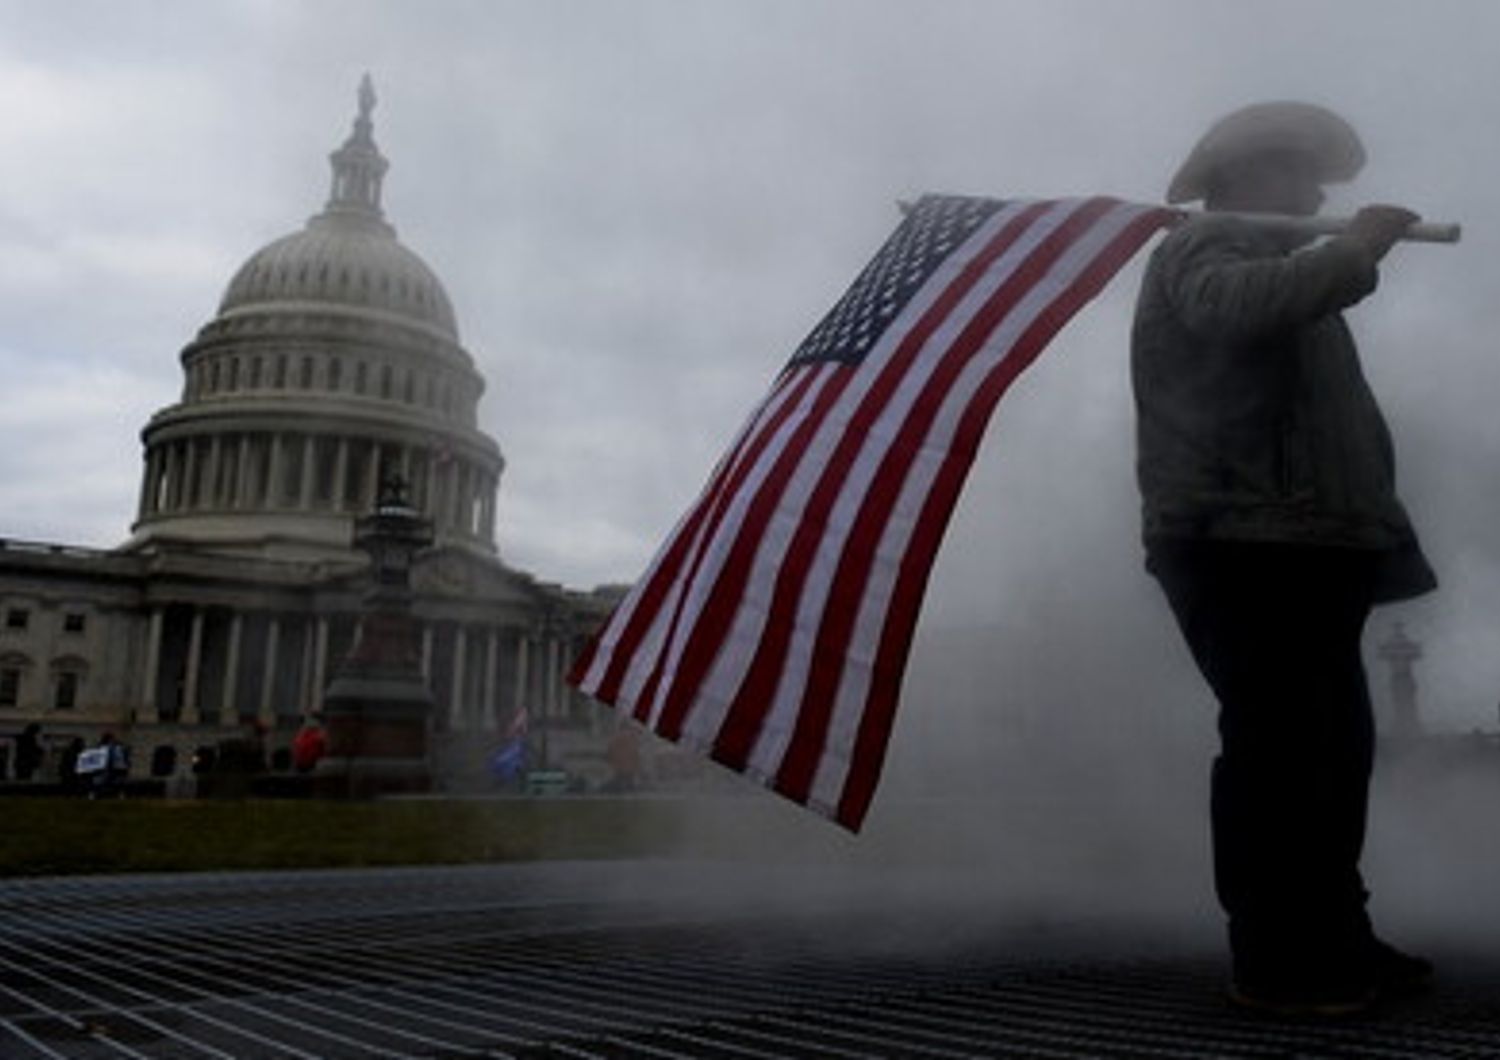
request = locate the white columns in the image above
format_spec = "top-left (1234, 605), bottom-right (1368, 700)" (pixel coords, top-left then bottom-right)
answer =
top-left (365, 441), bottom-right (381, 508)
top-left (421, 624), bottom-right (433, 679)
top-left (222, 612), bottom-right (242, 721)
top-left (136, 450), bottom-right (154, 520)
top-left (409, 447), bottom-right (426, 512)
top-left (298, 618), bottom-right (315, 712)
top-left (481, 629), bottom-right (498, 731)
top-left (183, 439), bottom-right (200, 509)
top-left (140, 607), bottom-right (164, 721)
top-left (512, 635), bottom-right (529, 719)
top-left (309, 617), bottom-right (329, 713)
top-left (159, 446), bottom-right (172, 511)
top-left (266, 435), bottom-right (284, 508)
top-left (298, 434), bottom-right (316, 510)
top-left (181, 608), bottom-right (205, 724)
top-left (450, 625), bottom-right (468, 728)
top-left (157, 449), bottom-right (170, 512)
top-left (437, 459), bottom-right (452, 530)
top-left (259, 616), bottom-right (280, 725)
top-left (234, 435), bottom-right (252, 508)
top-left (141, 449), bottom-right (159, 515)
top-left (452, 464), bottom-right (467, 531)
top-left (426, 450), bottom-right (441, 520)
top-left (545, 637), bottom-right (561, 720)
top-left (333, 439), bottom-right (349, 511)
top-left (166, 444), bottom-right (184, 509)
top-left (150, 448), bottom-right (165, 513)
top-left (480, 485), bottom-right (496, 541)
top-left (206, 436), bottom-right (223, 507)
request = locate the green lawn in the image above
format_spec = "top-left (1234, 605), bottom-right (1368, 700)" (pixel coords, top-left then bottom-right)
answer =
top-left (0, 797), bottom-right (694, 877)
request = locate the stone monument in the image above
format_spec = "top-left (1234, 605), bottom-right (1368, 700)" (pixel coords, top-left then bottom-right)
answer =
top-left (316, 473), bottom-right (436, 796)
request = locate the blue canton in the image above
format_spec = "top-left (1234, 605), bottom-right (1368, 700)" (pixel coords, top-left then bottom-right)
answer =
top-left (788, 195), bottom-right (1006, 368)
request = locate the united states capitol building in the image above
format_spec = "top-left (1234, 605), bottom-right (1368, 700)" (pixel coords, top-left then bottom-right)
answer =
top-left (0, 79), bottom-right (644, 788)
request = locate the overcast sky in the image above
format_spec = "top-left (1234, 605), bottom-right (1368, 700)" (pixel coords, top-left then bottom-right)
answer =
top-left (3, 1), bottom-right (1499, 730)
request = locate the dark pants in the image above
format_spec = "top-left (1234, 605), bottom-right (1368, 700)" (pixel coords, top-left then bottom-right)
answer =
top-left (1147, 538), bottom-right (1380, 978)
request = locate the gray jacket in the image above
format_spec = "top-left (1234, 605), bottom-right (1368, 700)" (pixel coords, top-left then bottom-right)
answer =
top-left (1131, 214), bottom-right (1435, 600)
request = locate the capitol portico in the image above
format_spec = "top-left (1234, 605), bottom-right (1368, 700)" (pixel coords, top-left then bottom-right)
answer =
top-left (0, 78), bottom-right (625, 787)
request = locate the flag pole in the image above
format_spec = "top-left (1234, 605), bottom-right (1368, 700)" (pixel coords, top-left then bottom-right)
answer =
top-left (1193, 210), bottom-right (1460, 245)
top-left (895, 200), bottom-right (1460, 244)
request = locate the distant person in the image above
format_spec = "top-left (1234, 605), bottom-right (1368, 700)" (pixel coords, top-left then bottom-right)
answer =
top-left (87, 732), bottom-right (129, 799)
top-left (13, 723), bottom-right (43, 781)
top-left (486, 711), bottom-right (527, 788)
top-left (291, 717), bottom-right (327, 773)
top-left (1133, 102), bottom-right (1437, 1015)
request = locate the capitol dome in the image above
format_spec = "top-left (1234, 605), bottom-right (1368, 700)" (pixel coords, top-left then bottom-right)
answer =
top-left (219, 214), bottom-right (459, 339)
top-left (124, 77), bottom-right (505, 563)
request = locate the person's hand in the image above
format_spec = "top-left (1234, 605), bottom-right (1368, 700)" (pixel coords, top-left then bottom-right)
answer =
top-left (1344, 204), bottom-right (1422, 261)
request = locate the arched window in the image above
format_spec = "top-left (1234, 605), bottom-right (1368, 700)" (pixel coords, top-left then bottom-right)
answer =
top-left (328, 357), bottom-right (342, 391)
top-left (355, 361), bottom-right (368, 394)
top-left (249, 356), bottom-right (263, 389)
top-left (380, 364), bottom-right (393, 399)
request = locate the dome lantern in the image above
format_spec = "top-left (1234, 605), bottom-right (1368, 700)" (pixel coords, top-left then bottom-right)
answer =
top-left (324, 73), bottom-right (391, 230)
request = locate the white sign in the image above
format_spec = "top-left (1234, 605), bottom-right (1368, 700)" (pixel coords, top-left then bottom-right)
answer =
top-left (75, 747), bottom-right (110, 774)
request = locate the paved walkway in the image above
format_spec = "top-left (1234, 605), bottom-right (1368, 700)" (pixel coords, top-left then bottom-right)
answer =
top-left (1, 863), bottom-right (1497, 1058)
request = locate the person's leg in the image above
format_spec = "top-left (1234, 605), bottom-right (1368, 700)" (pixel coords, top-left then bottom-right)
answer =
top-left (1292, 553), bottom-right (1377, 951)
top-left (1149, 540), bottom-right (1378, 993)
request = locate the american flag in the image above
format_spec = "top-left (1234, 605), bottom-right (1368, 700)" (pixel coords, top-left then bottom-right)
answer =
top-left (569, 195), bottom-right (1173, 831)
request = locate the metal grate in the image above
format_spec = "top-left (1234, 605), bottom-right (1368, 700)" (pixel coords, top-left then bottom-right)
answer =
top-left (1, 865), bottom-right (1497, 1058)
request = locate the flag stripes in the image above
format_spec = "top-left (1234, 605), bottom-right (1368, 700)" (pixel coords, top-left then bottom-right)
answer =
top-left (569, 195), bottom-right (1173, 830)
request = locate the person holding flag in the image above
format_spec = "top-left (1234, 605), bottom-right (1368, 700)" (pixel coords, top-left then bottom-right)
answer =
top-left (1133, 102), bottom-right (1438, 1015)
top-left (569, 91), bottom-right (1455, 1017)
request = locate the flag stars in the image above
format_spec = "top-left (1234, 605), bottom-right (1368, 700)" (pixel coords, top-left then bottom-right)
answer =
top-left (788, 195), bottom-right (1005, 366)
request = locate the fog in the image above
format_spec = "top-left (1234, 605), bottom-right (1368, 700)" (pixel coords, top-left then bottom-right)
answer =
top-left (4, 0), bottom-right (1500, 961)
